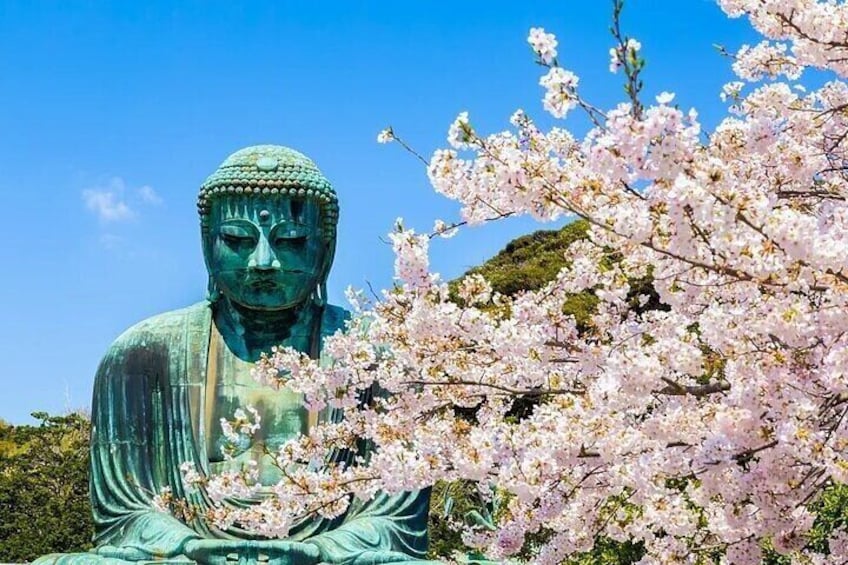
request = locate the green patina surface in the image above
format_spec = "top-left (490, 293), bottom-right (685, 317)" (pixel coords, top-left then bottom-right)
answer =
top-left (33, 146), bottom-right (438, 565)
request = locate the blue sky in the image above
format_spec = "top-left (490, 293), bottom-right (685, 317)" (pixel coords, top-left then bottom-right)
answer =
top-left (0, 1), bottom-right (759, 423)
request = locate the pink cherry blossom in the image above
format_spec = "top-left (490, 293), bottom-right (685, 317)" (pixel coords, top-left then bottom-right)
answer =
top-left (161, 2), bottom-right (848, 562)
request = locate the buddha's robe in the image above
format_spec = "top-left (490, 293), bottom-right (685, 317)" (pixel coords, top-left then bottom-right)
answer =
top-left (34, 302), bottom-right (433, 565)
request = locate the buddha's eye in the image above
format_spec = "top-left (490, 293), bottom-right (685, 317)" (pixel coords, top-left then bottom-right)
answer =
top-left (274, 234), bottom-right (308, 247)
top-left (272, 227), bottom-right (309, 246)
top-left (219, 225), bottom-right (257, 248)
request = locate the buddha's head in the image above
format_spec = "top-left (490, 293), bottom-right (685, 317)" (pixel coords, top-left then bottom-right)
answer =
top-left (197, 145), bottom-right (339, 311)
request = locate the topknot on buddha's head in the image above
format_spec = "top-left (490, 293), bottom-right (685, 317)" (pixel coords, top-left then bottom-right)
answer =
top-left (197, 145), bottom-right (339, 240)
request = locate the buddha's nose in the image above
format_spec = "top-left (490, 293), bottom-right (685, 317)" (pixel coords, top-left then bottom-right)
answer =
top-left (247, 235), bottom-right (281, 271)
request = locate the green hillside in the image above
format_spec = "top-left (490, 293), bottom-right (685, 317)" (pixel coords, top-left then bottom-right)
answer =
top-left (460, 220), bottom-right (589, 296)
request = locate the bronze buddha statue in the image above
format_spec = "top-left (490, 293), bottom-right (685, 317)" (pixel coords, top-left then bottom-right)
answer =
top-left (35, 146), bottom-right (437, 565)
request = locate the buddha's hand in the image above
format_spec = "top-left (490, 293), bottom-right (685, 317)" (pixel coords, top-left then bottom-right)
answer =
top-left (183, 539), bottom-right (321, 565)
top-left (348, 551), bottom-right (442, 564)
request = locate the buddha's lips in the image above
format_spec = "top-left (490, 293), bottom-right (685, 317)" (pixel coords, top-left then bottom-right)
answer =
top-left (246, 271), bottom-right (309, 289)
top-left (247, 279), bottom-right (281, 290)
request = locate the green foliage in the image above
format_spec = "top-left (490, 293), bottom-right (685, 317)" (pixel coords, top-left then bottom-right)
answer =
top-left (428, 480), bottom-right (493, 560)
top-left (0, 412), bottom-right (94, 562)
top-left (763, 483), bottom-right (848, 564)
top-left (457, 220), bottom-right (589, 297)
top-left (807, 483), bottom-right (848, 554)
top-left (565, 537), bottom-right (645, 565)
top-left (450, 220), bottom-right (601, 331)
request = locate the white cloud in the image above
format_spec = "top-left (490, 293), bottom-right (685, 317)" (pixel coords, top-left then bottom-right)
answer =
top-left (138, 185), bottom-right (163, 205)
top-left (82, 188), bottom-right (135, 222)
top-left (82, 176), bottom-right (160, 223)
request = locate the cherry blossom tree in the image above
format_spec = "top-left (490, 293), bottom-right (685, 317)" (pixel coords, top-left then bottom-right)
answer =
top-left (184, 1), bottom-right (848, 563)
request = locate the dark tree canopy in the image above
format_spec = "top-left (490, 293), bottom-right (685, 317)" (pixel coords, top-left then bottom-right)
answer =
top-left (0, 412), bottom-right (94, 562)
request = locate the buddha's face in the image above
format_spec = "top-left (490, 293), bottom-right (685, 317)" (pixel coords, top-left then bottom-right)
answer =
top-left (204, 195), bottom-right (329, 311)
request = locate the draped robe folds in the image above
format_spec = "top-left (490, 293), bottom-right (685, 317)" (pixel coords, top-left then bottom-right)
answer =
top-left (33, 302), bottom-right (435, 565)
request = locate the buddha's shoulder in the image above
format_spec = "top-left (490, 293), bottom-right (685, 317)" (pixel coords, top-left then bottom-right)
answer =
top-left (322, 303), bottom-right (351, 334)
top-left (108, 301), bottom-right (211, 352)
top-left (106, 302), bottom-right (350, 351)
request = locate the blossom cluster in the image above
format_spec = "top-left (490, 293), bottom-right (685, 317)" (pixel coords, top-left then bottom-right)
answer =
top-left (609, 38), bottom-right (641, 74)
top-left (162, 2), bottom-right (848, 563)
top-left (528, 27), bottom-right (558, 65)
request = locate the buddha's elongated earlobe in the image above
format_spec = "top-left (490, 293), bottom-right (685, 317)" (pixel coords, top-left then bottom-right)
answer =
top-left (313, 282), bottom-right (326, 308)
top-left (207, 276), bottom-right (221, 303)
top-left (312, 235), bottom-right (335, 309)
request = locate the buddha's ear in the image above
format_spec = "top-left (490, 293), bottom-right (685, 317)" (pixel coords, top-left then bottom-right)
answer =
top-left (200, 230), bottom-right (220, 303)
top-left (207, 277), bottom-right (221, 303)
top-left (200, 224), bottom-right (213, 267)
top-left (314, 236), bottom-right (336, 308)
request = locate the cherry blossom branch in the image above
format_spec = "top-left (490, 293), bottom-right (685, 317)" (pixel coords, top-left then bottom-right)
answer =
top-left (400, 379), bottom-right (586, 397)
top-left (610, 0), bottom-right (644, 118)
top-left (656, 376), bottom-right (731, 397)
